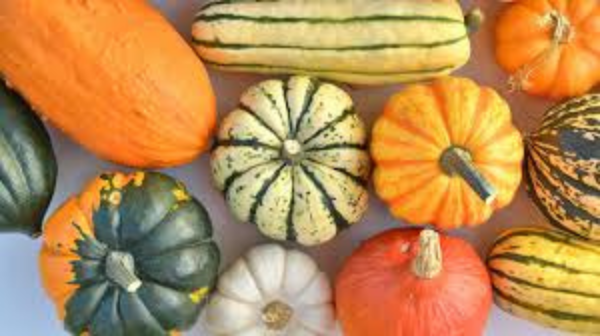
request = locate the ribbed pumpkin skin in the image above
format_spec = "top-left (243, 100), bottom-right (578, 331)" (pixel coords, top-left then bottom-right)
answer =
top-left (336, 229), bottom-right (492, 336)
top-left (526, 94), bottom-right (599, 240)
top-left (39, 172), bottom-right (220, 336)
top-left (495, 0), bottom-right (600, 100)
top-left (0, 83), bottom-right (57, 236)
top-left (488, 227), bottom-right (600, 334)
top-left (192, 0), bottom-right (472, 85)
top-left (211, 76), bottom-right (370, 246)
top-left (371, 77), bottom-right (523, 229)
top-left (0, 0), bottom-right (216, 168)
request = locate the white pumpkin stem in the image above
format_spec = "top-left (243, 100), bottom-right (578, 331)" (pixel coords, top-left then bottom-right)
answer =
top-left (262, 300), bottom-right (294, 331)
top-left (105, 251), bottom-right (142, 293)
top-left (440, 146), bottom-right (497, 205)
top-left (412, 229), bottom-right (443, 279)
top-left (508, 10), bottom-right (572, 92)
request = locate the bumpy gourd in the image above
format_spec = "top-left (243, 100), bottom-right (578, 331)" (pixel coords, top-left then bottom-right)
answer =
top-left (39, 172), bottom-right (220, 336)
top-left (211, 76), bottom-right (370, 246)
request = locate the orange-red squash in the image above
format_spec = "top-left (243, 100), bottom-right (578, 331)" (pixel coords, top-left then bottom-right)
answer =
top-left (371, 77), bottom-right (523, 229)
top-left (495, 0), bottom-right (600, 100)
top-left (0, 0), bottom-right (216, 168)
top-left (336, 229), bottom-right (492, 336)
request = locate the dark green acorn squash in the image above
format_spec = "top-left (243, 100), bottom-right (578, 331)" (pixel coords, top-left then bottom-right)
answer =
top-left (40, 171), bottom-right (220, 336)
top-left (525, 94), bottom-right (600, 240)
top-left (0, 81), bottom-right (57, 236)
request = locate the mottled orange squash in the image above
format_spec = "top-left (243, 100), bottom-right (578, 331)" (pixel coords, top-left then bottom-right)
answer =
top-left (371, 77), bottom-right (524, 229)
top-left (0, 0), bottom-right (216, 168)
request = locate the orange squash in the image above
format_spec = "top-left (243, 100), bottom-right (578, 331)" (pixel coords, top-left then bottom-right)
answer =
top-left (336, 228), bottom-right (493, 336)
top-left (371, 77), bottom-right (523, 229)
top-left (495, 0), bottom-right (600, 100)
top-left (0, 0), bottom-right (216, 168)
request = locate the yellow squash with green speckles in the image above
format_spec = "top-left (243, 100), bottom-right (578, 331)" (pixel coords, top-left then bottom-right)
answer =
top-left (488, 227), bottom-right (600, 334)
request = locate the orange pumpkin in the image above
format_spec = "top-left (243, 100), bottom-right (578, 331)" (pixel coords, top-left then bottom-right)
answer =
top-left (371, 77), bottom-right (523, 229)
top-left (40, 172), bottom-right (220, 335)
top-left (495, 0), bottom-right (600, 100)
top-left (336, 228), bottom-right (493, 336)
top-left (0, 0), bottom-right (216, 168)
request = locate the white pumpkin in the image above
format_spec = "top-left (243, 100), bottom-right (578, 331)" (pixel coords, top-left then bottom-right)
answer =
top-left (203, 244), bottom-right (336, 336)
top-left (211, 76), bottom-right (371, 246)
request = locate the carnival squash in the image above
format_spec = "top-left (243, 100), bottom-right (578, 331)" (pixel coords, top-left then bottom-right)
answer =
top-left (0, 82), bottom-right (57, 236)
top-left (39, 172), bottom-right (220, 335)
top-left (192, 0), bottom-right (482, 85)
top-left (488, 227), bottom-right (600, 333)
top-left (495, 0), bottom-right (600, 99)
top-left (0, 0), bottom-right (216, 168)
top-left (336, 228), bottom-right (492, 336)
top-left (203, 244), bottom-right (336, 335)
top-left (371, 77), bottom-right (523, 229)
top-left (211, 76), bottom-right (370, 246)
top-left (526, 94), bottom-right (599, 240)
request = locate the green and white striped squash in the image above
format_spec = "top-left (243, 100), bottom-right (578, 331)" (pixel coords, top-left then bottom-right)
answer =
top-left (488, 227), bottom-right (600, 334)
top-left (211, 76), bottom-right (370, 246)
top-left (525, 94), bottom-right (600, 240)
top-left (192, 0), bottom-right (480, 85)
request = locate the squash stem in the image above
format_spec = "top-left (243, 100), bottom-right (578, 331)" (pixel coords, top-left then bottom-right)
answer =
top-left (465, 8), bottom-right (485, 34)
top-left (440, 146), bottom-right (497, 205)
top-left (282, 139), bottom-right (304, 163)
top-left (413, 229), bottom-right (443, 279)
top-left (105, 251), bottom-right (142, 293)
top-left (262, 300), bottom-right (294, 331)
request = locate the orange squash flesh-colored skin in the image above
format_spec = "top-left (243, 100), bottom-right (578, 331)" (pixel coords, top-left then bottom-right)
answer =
top-left (336, 229), bottom-right (493, 336)
top-left (495, 0), bottom-right (600, 100)
top-left (0, 0), bottom-right (216, 168)
top-left (371, 77), bottom-right (523, 229)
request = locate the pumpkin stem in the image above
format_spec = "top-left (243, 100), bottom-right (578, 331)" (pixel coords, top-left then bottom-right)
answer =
top-left (262, 300), bottom-right (294, 331)
top-left (105, 251), bottom-right (142, 293)
top-left (508, 10), bottom-right (572, 92)
top-left (413, 229), bottom-right (443, 279)
top-left (440, 146), bottom-right (497, 205)
top-left (465, 8), bottom-right (485, 34)
top-left (282, 139), bottom-right (304, 163)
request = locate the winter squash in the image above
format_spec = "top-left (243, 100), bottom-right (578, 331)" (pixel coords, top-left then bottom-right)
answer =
top-left (336, 228), bottom-right (492, 336)
top-left (0, 82), bottom-right (57, 237)
top-left (192, 0), bottom-right (482, 85)
top-left (371, 76), bottom-right (523, 229)
top-left (525, 94), bottom-right (599, 240)
top-left (39, 172), bottom-right (220, 335)
top-left (488, 227), bottom-right (600, 334)
top-left (495, 0), bottom-right (600, 99)
top-left (203, 244), bottom-right (336, 335)
top-left (0, 0), bottom-right (216, 168)
top-left (211, 76), bottom-right (370, 246)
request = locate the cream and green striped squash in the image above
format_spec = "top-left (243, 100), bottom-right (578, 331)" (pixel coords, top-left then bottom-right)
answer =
top-left (211, 76), bottom-right (370, 246)
top-left (488, 227), bottom-right (600, 334)
top-left (192, 0), bottom-right (481, 85)
top-left (526, 94), bottom-right (600, 240)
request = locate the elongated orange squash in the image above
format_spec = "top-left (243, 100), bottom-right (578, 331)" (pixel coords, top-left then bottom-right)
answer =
top-left (0, 0), bottom-right (216, 168)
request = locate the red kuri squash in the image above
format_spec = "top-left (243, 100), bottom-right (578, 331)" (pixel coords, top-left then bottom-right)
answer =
top-left (336, 229), bottom-right (492, 336)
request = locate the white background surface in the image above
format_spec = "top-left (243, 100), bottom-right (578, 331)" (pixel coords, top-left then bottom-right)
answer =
top-left (0, 1), bottom-right (573, 335)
